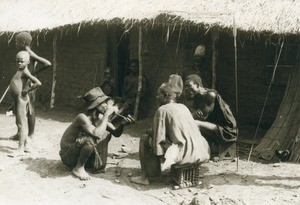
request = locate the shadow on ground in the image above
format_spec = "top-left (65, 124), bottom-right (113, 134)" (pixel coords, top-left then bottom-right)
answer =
top-left (22, 157), bottom-right (71, 178)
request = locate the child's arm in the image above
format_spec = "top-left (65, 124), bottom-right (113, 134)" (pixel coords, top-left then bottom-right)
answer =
top-left (22, 69), bottom-right (42, 96)
top-left (25, 46), bottom-right (51, 74)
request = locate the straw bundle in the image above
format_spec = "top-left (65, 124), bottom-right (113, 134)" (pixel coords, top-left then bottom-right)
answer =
top-left (0, 0), bottom-right (299, 34)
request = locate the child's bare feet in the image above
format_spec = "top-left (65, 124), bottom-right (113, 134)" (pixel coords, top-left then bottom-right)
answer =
top-left (9, 134), bottom-right (19, 141)
top-left (24, 144), bottom-right (32, 153)
top-left (130, 176), bottom-right (150, 185)
top-left (72, 168), bottom-right (91, 180)
top-left (7, 150), bottom-right (25, 158)
top-left (24, 138), bottom-right (33, 153)
top-left (28, 134), bottom-right (35, 140)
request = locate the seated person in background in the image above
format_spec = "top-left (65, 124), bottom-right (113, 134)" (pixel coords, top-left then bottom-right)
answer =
top-left (130, 74), bottom-right (210, 185)
top-left (184, 74), bottom-right (237, 147)
top-left (121, 59), bottom-right (146, 116)
top-left (100, 67), bottom-right (116, 97)
top-left (59, 87), bottom-right (134, 180)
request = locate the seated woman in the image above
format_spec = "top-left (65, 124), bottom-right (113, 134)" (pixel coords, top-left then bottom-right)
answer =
top-left (131, 74), bottom-right (210, 185)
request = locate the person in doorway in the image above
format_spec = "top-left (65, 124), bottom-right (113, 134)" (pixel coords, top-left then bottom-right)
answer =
top-left (193, 44), bottom-right (211, 88)
top-left (130, 74), bottom-right (210, 185)
top-left (184, 74), bottom-right (237, 147)
top-left (121, 59), bottom-right (147, 116)
top-left (100, 67), bottom-right (116, 97)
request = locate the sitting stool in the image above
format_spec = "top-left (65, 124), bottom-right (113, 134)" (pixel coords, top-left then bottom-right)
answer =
top-left (218, 142), bottom-right (236, 160)
top-left (170, 163), bottom-right (202, 188)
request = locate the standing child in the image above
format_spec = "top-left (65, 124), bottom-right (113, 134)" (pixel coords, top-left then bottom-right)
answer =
top-left (8, 51), bottom-right (42, 157)
top-left (10, 32), bottom-right (51, 140)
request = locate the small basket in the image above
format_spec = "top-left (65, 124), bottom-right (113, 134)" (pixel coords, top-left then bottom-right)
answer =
top-left (170, 163), bottom-right (202, 188)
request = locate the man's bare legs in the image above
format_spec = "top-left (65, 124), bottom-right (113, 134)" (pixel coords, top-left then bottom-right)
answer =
top-left (72, 142), bottom-right (94, 180)
top-left (27, 106), bottom-right (35, 139)
top-left (131, 136), bottom-right (161, 185)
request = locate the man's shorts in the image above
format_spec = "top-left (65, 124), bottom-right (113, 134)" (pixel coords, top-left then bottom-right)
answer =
top-left (59, 142), bottom-right (82, 168)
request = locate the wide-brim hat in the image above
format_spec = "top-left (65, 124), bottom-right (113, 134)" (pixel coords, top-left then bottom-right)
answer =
top-left (83, 87), bottom-right (110, 110)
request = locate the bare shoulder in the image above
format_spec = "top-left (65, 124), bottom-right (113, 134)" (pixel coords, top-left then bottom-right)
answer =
top-left (75, 113), bottom-right (88, 121)
top-left (75, 113), bottom-right (91, 124)
top-left (205, 91), bottom-right (216, 104)
top-left (22, 67), bottom-right (32, 76)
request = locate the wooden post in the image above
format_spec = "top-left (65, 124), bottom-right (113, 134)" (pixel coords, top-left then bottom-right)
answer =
top-left (211, 29), bottom-right (219, 89)
top-left (111, 26), bottom-right (118, 95)
top-left (134, 26), bottom-right (143, 120)
top-left (50, 33), bottom-right (57, 109)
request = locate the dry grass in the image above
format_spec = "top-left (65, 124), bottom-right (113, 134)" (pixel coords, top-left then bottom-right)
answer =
top-left (0, 0), bottom-right (299, 34)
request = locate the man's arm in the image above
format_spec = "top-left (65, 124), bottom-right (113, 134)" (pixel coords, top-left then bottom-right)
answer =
top-left (152, 110), bottom-right (167, 156)
top-left (22, 69), bottom-right (42, 96)
top-left (78, 107), bottom-right (116, 142)
top-left (196, 91), bottom-right (216, 120)
top-left (25, 46), bottom-right (51, 74)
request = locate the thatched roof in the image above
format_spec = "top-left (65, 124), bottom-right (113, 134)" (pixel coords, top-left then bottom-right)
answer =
top-left (0, 0), bottom-right (299, 34)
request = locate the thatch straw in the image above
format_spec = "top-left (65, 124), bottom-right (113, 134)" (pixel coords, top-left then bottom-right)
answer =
top-left (0, 0), bottom-right (299, 34)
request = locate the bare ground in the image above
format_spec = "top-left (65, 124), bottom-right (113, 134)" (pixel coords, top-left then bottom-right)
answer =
top-left (0, 108), bottom-right (299, 205)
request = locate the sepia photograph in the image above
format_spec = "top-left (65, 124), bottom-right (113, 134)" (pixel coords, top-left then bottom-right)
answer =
top-left (0, 0), bottom-right (299, 204)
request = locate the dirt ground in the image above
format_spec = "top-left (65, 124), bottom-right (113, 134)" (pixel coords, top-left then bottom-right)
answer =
top-left (0, 107), bottom-right (299, 205)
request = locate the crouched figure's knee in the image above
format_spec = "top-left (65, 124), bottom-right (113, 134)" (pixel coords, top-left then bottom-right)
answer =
top-left (75, 136), bottom-right (95, 148)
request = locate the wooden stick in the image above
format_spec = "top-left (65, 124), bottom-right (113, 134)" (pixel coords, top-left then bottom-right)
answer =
top-left (0, 85), bottom-right (10, 104)
top-left (248, 38), bottom-right (285, 161)
top-left (211, 28), bottom-right (219, 89)
top-left (134, 26), bottom-right (143, 120)
top-left (50, 34), bottom-right (57, 109)
top-left (0, 58), bottom-right (38, 105)
top-left (233, 6), bottom-right (239, 171)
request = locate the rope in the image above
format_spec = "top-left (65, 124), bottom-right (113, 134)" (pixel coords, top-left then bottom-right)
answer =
top-left (247, 37), bottom-right (285, 161)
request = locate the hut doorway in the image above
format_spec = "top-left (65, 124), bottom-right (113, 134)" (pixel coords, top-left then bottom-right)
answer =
top-left (116, 31), bottom-right (130, 96)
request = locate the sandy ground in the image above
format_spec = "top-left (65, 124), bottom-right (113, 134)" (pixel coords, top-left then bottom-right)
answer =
top-left (0, 108), bottom-right (300, 205)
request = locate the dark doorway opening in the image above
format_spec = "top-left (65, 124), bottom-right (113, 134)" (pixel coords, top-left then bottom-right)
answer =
top-left (116, 30), bottom-right (130, 96)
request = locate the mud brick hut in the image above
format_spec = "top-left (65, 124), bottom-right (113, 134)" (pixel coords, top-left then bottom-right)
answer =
top-left (0, 0), bottom-right (299, 161)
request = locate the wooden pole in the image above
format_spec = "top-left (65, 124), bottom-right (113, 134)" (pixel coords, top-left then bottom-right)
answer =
top-left (232, 5), bottom-right (239, 171)
top-left (134, 26), bottom-right (143, 120)
top-left (248, 38), bottom-right (285, 161)
top-left (211, 28), bottom-right (219, 89)
top-left (0, 85), bottom-right (10, 104)
top-left (50, 34), bottom-right (57, 109)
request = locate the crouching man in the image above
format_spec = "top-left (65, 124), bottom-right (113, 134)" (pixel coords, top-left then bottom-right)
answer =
top-left (59, 87), bottom-right (134, 180)
top-left (131, 74), bottom-right (210, 185)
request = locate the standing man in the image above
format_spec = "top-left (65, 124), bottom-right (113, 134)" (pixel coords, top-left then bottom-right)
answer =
top-left (193, 44), bottom-right (211, 88)
top-left (184, 74), bottom-right (237, 146)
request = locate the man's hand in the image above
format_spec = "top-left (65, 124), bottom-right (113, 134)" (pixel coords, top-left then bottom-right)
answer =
top-left (106, 105), bottom-right (118, 116)
top-left (195, 110), bottom-right (204, 119)
top-left (121, 114), bottom-right (135, 126)
top-left (21, 90), bottom-right (28, 97)
top-left (146, 128), bottom-right (153, 135)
